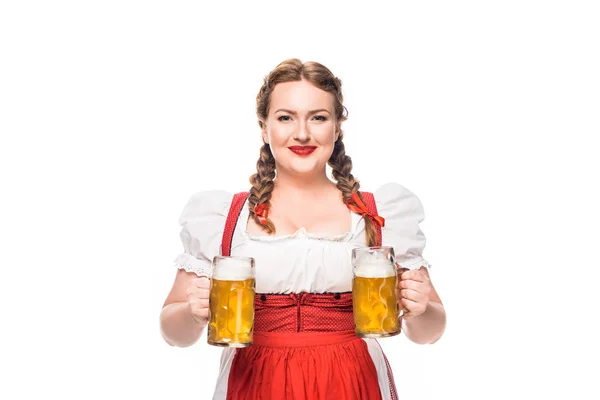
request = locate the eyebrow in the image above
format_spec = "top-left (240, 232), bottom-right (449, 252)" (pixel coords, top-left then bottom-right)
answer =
top-left (274, 108), bottom-right (331, 115)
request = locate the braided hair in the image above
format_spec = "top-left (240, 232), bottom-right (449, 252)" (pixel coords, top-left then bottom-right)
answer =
top-left (249, 58), bottom-right (378, 246)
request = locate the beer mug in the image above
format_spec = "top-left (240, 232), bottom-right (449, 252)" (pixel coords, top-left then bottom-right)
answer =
top-left (207, 256), bottom-right (255, 347)
top-left (352, 246), bottom-right (401, 338)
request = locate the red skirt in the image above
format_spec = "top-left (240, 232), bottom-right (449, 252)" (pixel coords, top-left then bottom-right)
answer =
top-left (225, 292), bottom-right (386, 400)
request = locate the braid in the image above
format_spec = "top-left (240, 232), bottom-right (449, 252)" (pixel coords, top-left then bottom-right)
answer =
top-left (248, 143), bottom-right (277, 234)
top-left (328, 134), bottom-right (379, 247)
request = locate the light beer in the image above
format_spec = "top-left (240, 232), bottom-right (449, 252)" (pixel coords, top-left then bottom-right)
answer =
top-left (352, 247), bottom-right (401, 338)
top-left (207, 256), bottom-right (255, 347)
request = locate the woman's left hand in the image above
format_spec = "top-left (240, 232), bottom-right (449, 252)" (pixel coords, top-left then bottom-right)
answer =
top-left (395, 265), bottom-right (432, 319)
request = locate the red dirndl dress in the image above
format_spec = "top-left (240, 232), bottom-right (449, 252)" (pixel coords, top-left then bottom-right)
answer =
top-left (219, 192), bottom-right (399, 400)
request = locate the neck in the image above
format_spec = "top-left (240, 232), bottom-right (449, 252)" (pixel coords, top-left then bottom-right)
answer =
top-left (273, 168), bottom-right (336, 200)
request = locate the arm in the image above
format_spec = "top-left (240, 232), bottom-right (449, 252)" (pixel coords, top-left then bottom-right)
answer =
top-left (160, 269), bottom-right (209, 347)
top-left (398, 267), bottom-right (446, 345)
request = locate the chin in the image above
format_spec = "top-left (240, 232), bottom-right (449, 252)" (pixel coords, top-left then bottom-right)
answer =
top-left (283, 159), bottom-right (324, 175)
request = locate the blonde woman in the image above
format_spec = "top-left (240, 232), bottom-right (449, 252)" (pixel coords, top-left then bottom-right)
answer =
top-left (160, 58), bottom-right (446, 400)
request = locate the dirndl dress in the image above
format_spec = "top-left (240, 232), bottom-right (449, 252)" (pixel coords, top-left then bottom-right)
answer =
top-left (173, 183), bottom-right (431, 400)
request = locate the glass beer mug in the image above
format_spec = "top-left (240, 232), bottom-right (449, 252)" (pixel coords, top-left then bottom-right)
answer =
top-left (352, 246), bottom-right (401, 338)
top-left (207, 256), bottom-right (256, 347)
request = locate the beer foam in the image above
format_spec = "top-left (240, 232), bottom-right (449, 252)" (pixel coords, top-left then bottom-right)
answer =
top-left (212, 257), bottom-right (254, 280)
top-left (354, 260), bottom-right (396, 278)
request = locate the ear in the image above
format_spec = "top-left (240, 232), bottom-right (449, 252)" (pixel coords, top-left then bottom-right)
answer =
top-left (335, 126), bottom-right (341, 142)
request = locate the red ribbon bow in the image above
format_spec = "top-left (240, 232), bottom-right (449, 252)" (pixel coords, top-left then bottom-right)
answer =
top-left (254, 203), bottom-right (269, 226)
top-left (345, 192), bottom-right (385, 228)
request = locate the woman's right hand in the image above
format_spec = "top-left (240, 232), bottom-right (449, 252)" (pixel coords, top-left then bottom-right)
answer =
top-left (185, 277), bottom-right (211, 324)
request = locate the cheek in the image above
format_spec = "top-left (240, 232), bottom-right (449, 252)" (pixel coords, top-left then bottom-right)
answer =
top-left (267, 128), bottom-right (289, 161)
top-left (268, 125), bottom-right (291, 145)
top-left (322, 144), bottom-right (335, 162)
top-left (314, 127), bottom-right (337, 149)
top-left (316, 122), bottom-right (336, 138)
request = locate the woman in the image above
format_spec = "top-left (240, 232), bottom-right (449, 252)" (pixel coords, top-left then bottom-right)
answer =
top-left (160, 58), bottom-right (446, 400)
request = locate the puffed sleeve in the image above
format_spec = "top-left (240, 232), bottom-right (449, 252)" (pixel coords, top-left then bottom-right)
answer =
top-left (172, 190), bottom-right (233, 277)
top-left (376, 183), bottom-right (431, 270)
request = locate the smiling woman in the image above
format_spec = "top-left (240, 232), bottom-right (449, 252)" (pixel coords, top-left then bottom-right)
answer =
top-left (250, 76), bottom-right (350, 238)
top-left (160, 58), bottom-right (446, 400)
top-left (264, 83), bottom-right (339, 179)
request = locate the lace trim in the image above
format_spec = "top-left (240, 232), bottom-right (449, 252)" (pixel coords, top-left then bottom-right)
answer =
top-left (243, 227), bottom-right (354, 243)
top-left (398, 258), bottom-right (431, 270)
top-left (239, 203), bottom-right (357, 243)
top-left (173, 253), bottom-right (213, 278)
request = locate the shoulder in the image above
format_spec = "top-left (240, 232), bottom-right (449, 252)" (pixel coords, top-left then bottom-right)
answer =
top-left (179, 190), bottom-right (234, 226)
top-left (372, 183), bottom-right (429, 269)
top-left (373, 182), bottom-right (424, 217)
top-left (174, 190), bottom-right (236, 276)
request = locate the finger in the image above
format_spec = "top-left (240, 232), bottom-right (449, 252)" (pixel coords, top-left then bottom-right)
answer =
top-left (193, 308), bottom-right (210, 323)
top-left (185, 286), bottom-right (210, 298)
top-left (192, 277), bottom-right (211, 289)
top-left (400, 297), bottom-right (417, 312)
top-left (396, 266), bottom-right (408, 280)
top-left (395, 264), bottom-right (409, 273)
top-left (186, 287), bottom-right (210, 299)
top-left (398, 279), bottom-right (422, 290)
top-left (400, 288), bottom-right (424, 302)
top-left (400, 269), bottom-right (428, 283)
top-left (191, 298), bottom-right (210, 308)
top-left (396, 289), bottom-right (428, 303)
top-left (400, 298), bottom-right (422, 318)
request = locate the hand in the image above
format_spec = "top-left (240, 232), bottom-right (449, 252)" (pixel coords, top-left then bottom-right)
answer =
top-left (185, 277), bottom-right (211, 324)
top-left (395, 265), bottom-right (432, 319)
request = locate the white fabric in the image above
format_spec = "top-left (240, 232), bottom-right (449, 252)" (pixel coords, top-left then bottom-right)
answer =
top-left (173, 182), bottom-right (430, 290)
top-left (364, 338), bottom-right (393, 400)
top-left (174, 190), bottom-right (232, 277)
top-left (172, 182), bottom-right (430, 399)
top-left (212, 348), bottom-right (235, 400)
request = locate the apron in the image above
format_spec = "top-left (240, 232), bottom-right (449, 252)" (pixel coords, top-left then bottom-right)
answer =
top-left (221, 192), bottom-right (398, 400)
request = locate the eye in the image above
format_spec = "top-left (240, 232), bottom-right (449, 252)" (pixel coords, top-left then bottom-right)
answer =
top-left (313, 115), bottom-right (327, 121)
top-left (277, 115), bottom-right (291, 121)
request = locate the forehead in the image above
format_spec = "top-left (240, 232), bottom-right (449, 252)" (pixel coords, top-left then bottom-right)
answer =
top-left (269, 80), bottom-right (334, 111)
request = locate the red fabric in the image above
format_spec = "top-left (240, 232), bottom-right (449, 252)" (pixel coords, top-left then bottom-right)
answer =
top-left (253, 203), bottom-right (269, 226)
top-left (253, 329), bottom-right (357, 347)
top-left (254, 292), bottom-right (355, 333)
top-left (346, 191), bottom-right (385, 228)
top-left (226, 295), bottom-right (383, 400)
top-left (221, 192), bottom-right (250, 257)
top-left (360, 192), bottom-right (382, 246)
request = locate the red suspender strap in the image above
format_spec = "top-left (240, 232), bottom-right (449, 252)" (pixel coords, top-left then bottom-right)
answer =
top-left (360, 191), bottom-right (382, 247)
top-left (221, 192), bottom-right (250, 257)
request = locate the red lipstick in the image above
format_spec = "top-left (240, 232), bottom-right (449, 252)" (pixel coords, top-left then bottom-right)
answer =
top-left (288, 146), bottom-right (317, 156)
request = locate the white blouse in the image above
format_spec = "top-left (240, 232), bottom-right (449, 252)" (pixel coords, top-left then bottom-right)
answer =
top-left (173, 182), bottom-right (430, 293)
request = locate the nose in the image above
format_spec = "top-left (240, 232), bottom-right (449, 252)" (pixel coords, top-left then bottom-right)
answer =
top-left (293, 119), bottom-right (310, 142)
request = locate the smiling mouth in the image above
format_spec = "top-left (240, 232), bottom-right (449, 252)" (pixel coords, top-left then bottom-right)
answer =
top-left (288, 146), bottom-right (317, 156)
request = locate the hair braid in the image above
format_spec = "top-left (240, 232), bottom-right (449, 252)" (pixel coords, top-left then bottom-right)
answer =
top-left (248, 143), bottom-right (277, 234)
top-left (328, 134), bottom-right (379, 247)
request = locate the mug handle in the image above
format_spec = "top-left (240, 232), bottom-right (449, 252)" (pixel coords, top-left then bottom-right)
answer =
top-left (395, 264), bottom-right (410, 317)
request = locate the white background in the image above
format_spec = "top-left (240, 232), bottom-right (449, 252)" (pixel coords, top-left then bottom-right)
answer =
top-left (1, 1), bottom-right (599, 399)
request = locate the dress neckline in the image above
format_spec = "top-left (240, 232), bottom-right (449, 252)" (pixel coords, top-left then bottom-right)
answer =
top-left (238, 198), bottom-right (361, 243)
